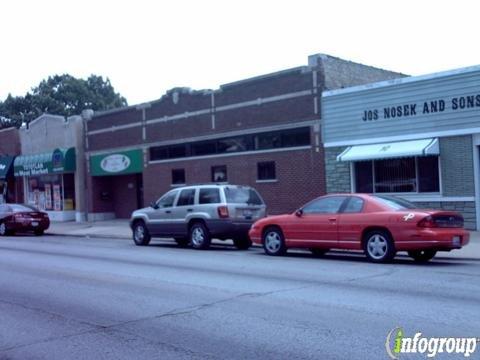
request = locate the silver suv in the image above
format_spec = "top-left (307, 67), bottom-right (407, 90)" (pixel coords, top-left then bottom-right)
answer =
top-left (130, 184), bottom-right (266, 250)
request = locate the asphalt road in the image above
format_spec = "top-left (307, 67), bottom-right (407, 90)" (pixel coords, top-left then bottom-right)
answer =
top-left (0, 235), bottom-right (479, 360)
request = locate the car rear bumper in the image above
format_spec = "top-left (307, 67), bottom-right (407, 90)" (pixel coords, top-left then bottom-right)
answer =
top-left (8, 220), bottom-right (50, 232)
top-left (205, 219), bottom-right (254, 239)
top-left (396, 228), bottom-right (470, 251)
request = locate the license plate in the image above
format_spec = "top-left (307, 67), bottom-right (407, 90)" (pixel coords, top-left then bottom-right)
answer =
top-left (243, 210), bottom-right (253, 218)
top-left (31, 222), bottom-right (39, 227)
top-left (452, 236), bottom-right (461, 246)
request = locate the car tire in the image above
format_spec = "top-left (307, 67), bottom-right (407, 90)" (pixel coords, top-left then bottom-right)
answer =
top-left (189, 222), bottom-right (211, 250)
top-left (408, 249), bottom-right (437, 262)
top-left (174, 237), bottom-right (189, 247)
top-left (310, 248), bottom-right (329, 257)
top-left (34, 229), bottom-right (44, 236)
top-left (0, 222), bottom-right (7, 236)
top-left (132, 220), bottom-right (151, 246)
top-left (263, 227), bottom-right (286, 256)
top-left (363, 230), bottom-right (396, 263)
top-left (233, 237), bottom-right (252, 250)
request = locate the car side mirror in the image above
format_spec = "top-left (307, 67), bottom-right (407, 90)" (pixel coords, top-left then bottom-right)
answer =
top-left (295, 209), bottom-right (303, 217)
top-left (150, 201), bottom-right (159, 209)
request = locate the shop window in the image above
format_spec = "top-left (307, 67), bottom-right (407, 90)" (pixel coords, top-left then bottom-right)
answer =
top-left (63, 174), bottom-right (76, 210)
top-left (172, 169), bottom-right (185, 185)
top-left (192, 141), bottom-right (217, 156)
top-left (211, 165), bottom-right (227, 183)
top-left (257, 162), bottom-right (276, 180)
top-left (354, 156), bottom-right (440, 193)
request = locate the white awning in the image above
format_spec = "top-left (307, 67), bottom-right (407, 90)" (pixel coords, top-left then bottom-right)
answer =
top-left (337, 138), bottom-right (439, 162)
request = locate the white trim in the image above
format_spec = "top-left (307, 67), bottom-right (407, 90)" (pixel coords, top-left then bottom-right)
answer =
top-left (86, 120), bottom-right (318, 156)
top-left (473, 135), bottom-right (480, 230)
top-left (146, 109), bottom-right (211, 126)
top-left (322, 64), bottom-right (480, 98)
top-left (88, 122), bottom-right (142, 136)
top-left (325, 127), bottom-right (480, 148)
top-left (148, 146), bottom-right (311, 165)
top-left (256, 179), bottom-right (278, 183)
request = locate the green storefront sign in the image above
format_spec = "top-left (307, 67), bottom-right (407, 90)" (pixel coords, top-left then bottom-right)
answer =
top-left (14, 148), bottom-right (76, 177)
top-left (90, 149), bottom-right (143, 176)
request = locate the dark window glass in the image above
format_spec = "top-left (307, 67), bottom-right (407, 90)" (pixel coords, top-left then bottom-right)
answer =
top-left (217, 137), bottom-right (250, 153)
top-left (302, 196), bottom-right (347, 214)
top-left (374, 158), bottom-right (416, 193)
top-left (281, 127), bottom-right (311, 147)
top-left (177, 189), bottom-right (195, 206)
top-left (199, 188), bottom-right (221, 204)
top-left (257, 161), bottom-right (276, 180)
top-left (255, 133), bottom-right (282, 150)
top-left (157, 191), bottom-right (178, 208)
top-left (150, 147), bottom-right (168, 161)
top-left (192, 141), bottom-right (217, 156)
top-left (373, 195), bottom-right (418, 210)
top-left (171, 169), bottom-right (185, 185)
top-left (355, 161), bottom-right (373, 193)
top-left (418, 156), bottom-right (440, 192)
top-left (224, 187), bottom-right (263, 205)
top-left (343, 197), bottom-right (364, 213)
top-left (169, 145), bottom-right (187, 158)
top-left (211, 165), bottom-right (227, 182)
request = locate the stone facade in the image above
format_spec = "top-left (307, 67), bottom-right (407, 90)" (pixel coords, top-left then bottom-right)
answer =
top-left (325, 146), bottom-right (351, 193)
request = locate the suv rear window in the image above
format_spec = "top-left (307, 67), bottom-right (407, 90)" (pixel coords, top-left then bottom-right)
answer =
top-left (199, 188), bottom-right (221, 204)
top-left (224, 187), bottom-right (263, 205)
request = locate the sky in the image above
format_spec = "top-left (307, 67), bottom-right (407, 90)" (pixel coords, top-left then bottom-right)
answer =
top-left (2, 0), bottom-right (480, 106)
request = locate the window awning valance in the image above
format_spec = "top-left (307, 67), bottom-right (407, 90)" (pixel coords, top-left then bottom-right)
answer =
top-left (337, 138), bottom-right (439, 162)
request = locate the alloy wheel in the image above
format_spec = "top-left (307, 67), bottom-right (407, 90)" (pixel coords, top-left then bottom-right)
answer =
top-left (367, 234), bottom-right (388, 260)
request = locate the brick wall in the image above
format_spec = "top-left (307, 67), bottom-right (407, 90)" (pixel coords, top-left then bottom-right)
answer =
top-left (0, 127), bottom-right (20, 155)
top-left (440, 135), bottom-right (475, 196)
top-left (143, 146), bottom-right (325, 215)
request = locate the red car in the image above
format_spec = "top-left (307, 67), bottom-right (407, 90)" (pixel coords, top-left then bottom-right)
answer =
top-left (249, 194), bottom-right (469, 262)
top-left (0, 203), bottom-right (50, 236)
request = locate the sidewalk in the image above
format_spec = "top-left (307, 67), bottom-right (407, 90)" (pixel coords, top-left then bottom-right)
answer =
top-left (46, 220), bottom-right (480, 260)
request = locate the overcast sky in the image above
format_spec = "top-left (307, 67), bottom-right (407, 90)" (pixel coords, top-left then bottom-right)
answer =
top-left (2, 0), bottom-right (479, 105)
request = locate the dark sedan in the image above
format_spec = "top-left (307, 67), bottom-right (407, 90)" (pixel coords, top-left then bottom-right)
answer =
top-left (0, 203), bottom-right (50, 236)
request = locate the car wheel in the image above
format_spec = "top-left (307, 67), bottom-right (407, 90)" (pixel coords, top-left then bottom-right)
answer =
top-left (0, 222), bottom-right (7, 236)
top-left (263, 227), bottom-right (286, 256)
top-left (132, 220), bottom-right (151, 246)
top-left (310, 248), bottom-right (329, 257)
top-left (233, 237), bottom-right (252, 250)
top-left (190, 222), bottom-right (211, 250)
top-left (174, 237), bottom-right (189, 247)
top-left (34, 229), bottom-right (44, 236)
top-left (408, 249), bottom-right (437, 262)
top-left (364, 230), bottom-right (396, 263)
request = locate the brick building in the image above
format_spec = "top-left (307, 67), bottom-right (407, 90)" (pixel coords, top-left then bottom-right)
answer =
top-left (322, 65), bottom-right (480, 229)
top-left (84, 54), bottom-right (403, 220)
top-left (0, 127), bottom-right (22, 203)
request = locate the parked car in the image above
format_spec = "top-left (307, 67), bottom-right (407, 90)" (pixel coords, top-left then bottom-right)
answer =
top-left (0, 203), bottom-right (50, 236)
top-left (130, 184), bottom-right (266, 250)
top-left (249, 194), bottom-right (469, 263)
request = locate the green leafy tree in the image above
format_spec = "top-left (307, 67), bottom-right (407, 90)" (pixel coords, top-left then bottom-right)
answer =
top-left (0, 74), bottom-right (127, 128)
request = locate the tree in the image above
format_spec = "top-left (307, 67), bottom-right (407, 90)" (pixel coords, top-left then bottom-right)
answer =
top-left (0, 74), bottom-right (128, 128)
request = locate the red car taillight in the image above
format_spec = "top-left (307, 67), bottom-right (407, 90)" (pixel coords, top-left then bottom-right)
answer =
top-left (217, 206), bottom-right (229, 218)
top-left (417, 216), bottom-right (437, 228)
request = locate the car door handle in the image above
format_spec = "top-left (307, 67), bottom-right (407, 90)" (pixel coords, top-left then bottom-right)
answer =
top-left (328, 218), bottom-right (337, 222)
top-left (187, 209), bottom-right (193, 212)
top-left (165, 210), bottom-right (171, 214)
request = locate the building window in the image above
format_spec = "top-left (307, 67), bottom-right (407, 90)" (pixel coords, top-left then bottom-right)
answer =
top-left (354, 156), bottom-right (440, 193)
top-left (171, 169), bottom-right (185, 185)
top-left (211, 165), bottom-right (227, 183)
top-left (149, 127), bottom-right (311, 161)
top-left (257, 161), bottom-right (276, 180)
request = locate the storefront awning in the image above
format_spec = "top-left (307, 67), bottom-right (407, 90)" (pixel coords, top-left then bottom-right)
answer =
top-left (0, 156), bottom-right (14, 179)
top-left (337, 138), bottom-right (439, 162)
top-left (14, 148), bottom-right (76, 176)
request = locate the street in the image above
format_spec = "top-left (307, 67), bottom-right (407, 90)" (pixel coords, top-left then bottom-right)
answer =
top-left (0, 235), bottom-right (479, 360)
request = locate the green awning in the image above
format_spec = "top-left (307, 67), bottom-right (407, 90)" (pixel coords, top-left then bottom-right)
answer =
top-left (90, 149), bottom-right (143, 176)
top-left (0, 156), bottom-right (14, 179)
top-left (14, 148), bottom-right (76, 177)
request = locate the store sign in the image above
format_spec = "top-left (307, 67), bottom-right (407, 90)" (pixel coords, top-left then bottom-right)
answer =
top-left (100, 154), bottom-right (131, 173)
top-left (14, 148), bottom-right (76, 177)
top-left (90, 149), bottom-right (143, 176)
top-left (17, 162), bottom-right (49, 176)
top-left (362, 93), bottom-right (480, 122)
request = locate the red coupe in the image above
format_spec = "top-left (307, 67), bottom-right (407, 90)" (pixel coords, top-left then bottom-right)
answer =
top-left (249, 194), bottom-right (469, 262)
top-left (0, 203), bottom-right (50, 236)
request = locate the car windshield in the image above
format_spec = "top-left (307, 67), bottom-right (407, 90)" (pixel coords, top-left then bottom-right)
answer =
top-left (224, 187), bottom-right (263, 205)
top-left (372, 195), bottom-right (417, 210)
top-left (10, 204), bottom-right (39, 212)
